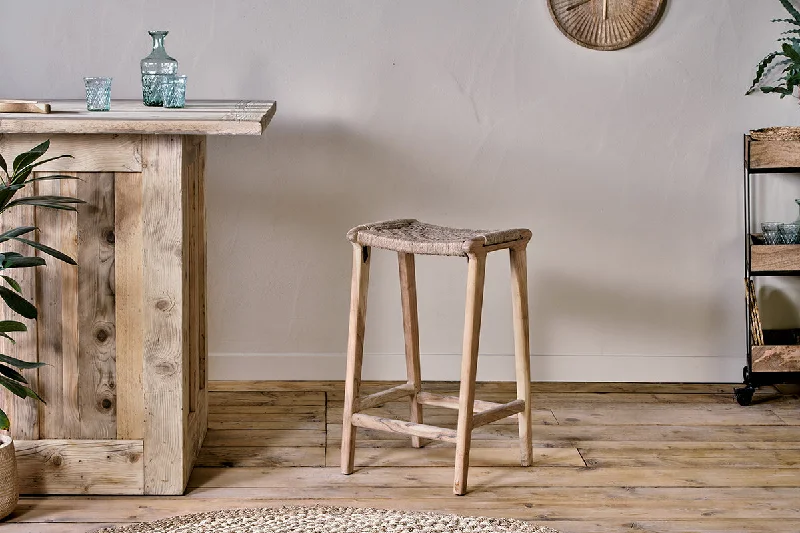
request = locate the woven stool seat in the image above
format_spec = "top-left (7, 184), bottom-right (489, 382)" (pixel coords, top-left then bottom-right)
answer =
top-left (347, 219), bottom-right (531, 257)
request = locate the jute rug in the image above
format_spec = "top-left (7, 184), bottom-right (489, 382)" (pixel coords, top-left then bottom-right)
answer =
top-left (93, 505), bottom-right (561, 532)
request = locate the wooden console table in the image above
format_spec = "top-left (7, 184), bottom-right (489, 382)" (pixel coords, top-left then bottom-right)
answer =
top-left (0, 100), bottom-right (276, 494)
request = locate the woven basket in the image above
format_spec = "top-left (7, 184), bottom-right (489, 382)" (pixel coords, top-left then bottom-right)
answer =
top-left (0, 435), bottom-right (18, 520)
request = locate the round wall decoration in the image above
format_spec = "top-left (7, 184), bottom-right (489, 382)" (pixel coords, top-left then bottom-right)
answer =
top-left (547, 0), bottom-right (667, 51)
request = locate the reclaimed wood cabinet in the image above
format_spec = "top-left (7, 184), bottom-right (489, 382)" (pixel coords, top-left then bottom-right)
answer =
top-left (0, 100), bottom-right (276, 494)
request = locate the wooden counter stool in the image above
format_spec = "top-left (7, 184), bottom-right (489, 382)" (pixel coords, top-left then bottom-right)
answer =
top-left (341, 219), bottom-right (533, 495)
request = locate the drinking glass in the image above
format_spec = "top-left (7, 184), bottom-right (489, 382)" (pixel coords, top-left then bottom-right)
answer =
top-left (84, 77), bottom-right (112, 111)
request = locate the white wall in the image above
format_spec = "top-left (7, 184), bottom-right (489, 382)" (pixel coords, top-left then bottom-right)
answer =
top-left (2, 1), bottom-right (798, 382)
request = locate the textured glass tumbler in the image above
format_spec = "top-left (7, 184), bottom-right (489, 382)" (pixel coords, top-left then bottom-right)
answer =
top-left (779, 223), bottom-right (800, 244)
top-left (762, 222), bottom-right (781, 244)
top-left (162, 75), bottom-right (187, 108)
top-left (84, 77), bottom-right (112, 111)
top-left (763, 230), bottom-right (781, 245)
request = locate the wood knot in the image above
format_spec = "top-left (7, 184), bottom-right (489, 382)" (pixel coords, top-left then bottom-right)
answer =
top-left (101, 398), bottom-right (113, 410)
top-left (105, 230), bottom-right (115, 244)
top-left (96, 328), bottom-right (109, 343)
top-left (155, 298), bottom-right (173, 312)
top-left (155, 361), bottom-right (176, 376)
top-left (51, 455), bottom-right (63, 467)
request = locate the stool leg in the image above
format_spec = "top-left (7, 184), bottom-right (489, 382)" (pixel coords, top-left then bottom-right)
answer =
top-left (341, 244), bottom-right (371, 475)
top-left (454, 252), bottom-right (486, 495)
top-left (398, 252), bottom-right (424, 448)
top-left (510, 245), bottom-right (533, 467)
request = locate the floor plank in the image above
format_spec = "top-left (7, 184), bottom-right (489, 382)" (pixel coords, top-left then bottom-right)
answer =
top-left (14, 381), bottom-right (800, 533)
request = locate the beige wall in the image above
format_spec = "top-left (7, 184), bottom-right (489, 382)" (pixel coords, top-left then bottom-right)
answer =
top-left (2, 1), bottom-right (799, 381)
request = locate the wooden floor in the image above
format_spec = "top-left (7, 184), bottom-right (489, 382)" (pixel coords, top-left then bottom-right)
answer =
top-left (5, 381), bottom-right (800, 533)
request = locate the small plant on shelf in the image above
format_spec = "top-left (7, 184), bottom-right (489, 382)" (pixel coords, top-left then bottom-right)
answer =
top-left (747, 0), bottom-right (800, 98)
top-left (0, 140), bottom-right (83, 431)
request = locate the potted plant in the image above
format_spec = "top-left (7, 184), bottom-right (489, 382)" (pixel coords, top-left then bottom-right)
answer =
top-left (0, 140), bottom-right (82, 519)
top-left (747, 0), bottom-right (800, 98)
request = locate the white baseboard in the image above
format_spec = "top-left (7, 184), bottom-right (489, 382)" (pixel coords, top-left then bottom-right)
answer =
top-left (209, 353), bottom-right (744, 383)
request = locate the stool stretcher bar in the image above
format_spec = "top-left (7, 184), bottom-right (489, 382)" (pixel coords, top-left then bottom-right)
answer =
top-left (356, 383), bottom-right (416, 411)
top-left (351, 413), bottom-right (458, 443)
top-left (416, 391), bottom-right (522, 417)
top-left (470, 399), bottom-right (525, 429)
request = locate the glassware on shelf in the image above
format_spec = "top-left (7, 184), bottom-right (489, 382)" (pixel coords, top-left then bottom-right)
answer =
top-left (779, 222), bottom-right (800, 244)
top-left (762, 222), bottom-right (781, 245)
top-left (84, 77), bottom-right (112, 111)
top-left (162, 74), bottom-right (187, 108)
top-left (140, 30), bottom-right (178, 107)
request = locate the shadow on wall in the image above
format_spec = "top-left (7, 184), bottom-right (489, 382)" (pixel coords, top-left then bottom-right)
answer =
top-left (203, 119), bottom-right (505, 352)
top-left (759, 282), bottom-right (800, 330)
top-left (531, 269), bottom-right (733, 358)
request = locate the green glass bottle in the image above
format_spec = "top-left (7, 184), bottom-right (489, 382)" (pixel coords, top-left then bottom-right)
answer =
top-left (140, 31), bottom-right (178, 107)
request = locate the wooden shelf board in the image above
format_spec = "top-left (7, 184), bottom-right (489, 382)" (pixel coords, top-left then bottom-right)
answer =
top-left (752, 345), bottom-right (800, 373)
top-left (748, 138), bottom-right (800, 170)
top-left (749, 236), bottom-right (800, 272)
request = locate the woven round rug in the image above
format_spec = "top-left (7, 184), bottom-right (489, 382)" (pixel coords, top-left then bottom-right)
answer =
top-left (92, 505), bottom-right (561, 533)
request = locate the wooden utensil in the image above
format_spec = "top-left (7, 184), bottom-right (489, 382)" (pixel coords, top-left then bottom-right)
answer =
top-left (0, 100), bottom-right (51, 113)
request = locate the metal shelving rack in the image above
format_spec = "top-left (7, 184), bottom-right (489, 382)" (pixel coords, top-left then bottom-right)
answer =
top-left (737, 134), bottom-right (800, 405)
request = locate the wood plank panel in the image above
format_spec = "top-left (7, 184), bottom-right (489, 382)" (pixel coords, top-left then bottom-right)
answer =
top-left (749, 139), bottom-right (800, 169)
top-left (750, 243), bottom-right (800, 272)
top-left (0, 100), bottom-right (276, 136)
top-left (36, 175), bottom-right (80, 439)
top-left (214, 381), bottom-right (740, 394)
top-left (327, 404), bottom-right (557, 425)
top-left (328, 423), bottom-right (800, 445)
top-left (188, 465), bottom-right (800, 489)
top-left (141, 134), bottom-right (186, 495)
top-left (0, 134), bottom-right (142, 172)
top-left (15, 488), bottom-right (800, 521)
top-left (196, 446), bottom-right (326, 467)
top-left (581, 448), bottom-right (800, 468)
top-left (752, 345), bottom-right (800, 372)
top-left (183, 136), bottom-right (203, 414)
top-left (114, 172), bottom-right (144, 440)
top-left (325, 446), bottom-right (584, 468)
top-left (0, 181), bottom-right (38, 439)
top-left (15, 439), bottom-right (143, 494)
top-left (550, 404), bottom-right (787, 426)
top-left (202, 429), bottom-right (326, 448)
top-left (209, 391), bottom-right (326, 406)
top-left (77, 172), bottom-right (116, 439)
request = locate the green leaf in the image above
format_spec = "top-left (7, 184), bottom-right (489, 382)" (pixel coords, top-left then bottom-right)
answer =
top-left (0, 321), bottom-right (26, 333)
top-left (0, 332), bottom-right (16, 344)
top-left (12, 237), bottom-right (77, 265)
top-left (22, 174), bottom-right (83, 185)
top-left (18, 155), bottom-right (73, 171)
top-left (773, 18), bottom-right (800, 25)
top-left (0, 364), bottom-right (28, 384)
top-left (11, 140), bottom-right (49, 173)
top-left (1, 276), bottom-right (21, 293)
top-left (0, 226), bottom-right (36, 244)
top-left (747, 51), bottom-right (780, 94)
top-left (0, 285), bottom-right (37, 319)
top-left (3, 255), bottom-right (46, 268)
top-left (761, 85), bottom-right (794, 95)
top-left (0, 407), bottom-right (8, 431)
top-left (0, 374), bottom-right (43, 403)
top-left (0, 354), bottom-right (46, 369)
top-left (782, 42), bottom-right (800, 63)
top-left (779, 0), bottom-right (800, 22)
top-left (0, 153), bottom-right (6, 174)
top-left (0, 373), bottom-right (29, 399)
